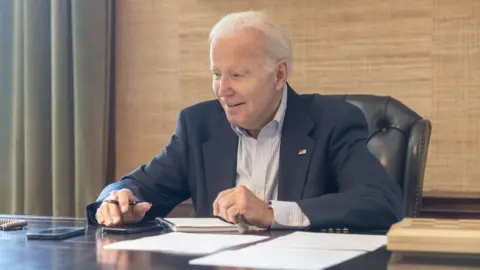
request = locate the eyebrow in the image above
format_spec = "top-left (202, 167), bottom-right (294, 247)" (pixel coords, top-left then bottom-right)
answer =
top-left (232, 68), bottom-right (247, 73)
top-left (209, 67), bottom-right (249, 74)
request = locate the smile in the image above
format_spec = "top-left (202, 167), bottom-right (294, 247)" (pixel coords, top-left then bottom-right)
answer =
top-left (226, 103), bottom-right (245, 108)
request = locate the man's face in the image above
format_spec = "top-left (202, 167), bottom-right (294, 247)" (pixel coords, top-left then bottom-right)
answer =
top-left (210, 32), bottom-right (283, 131)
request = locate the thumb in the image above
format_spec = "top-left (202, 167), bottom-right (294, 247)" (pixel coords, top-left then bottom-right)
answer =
top-left (132, 202), bottom-right (152, 217)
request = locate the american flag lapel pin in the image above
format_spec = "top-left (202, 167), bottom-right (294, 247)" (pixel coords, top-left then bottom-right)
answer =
top-left (298, 149), bottom-right (307, 155)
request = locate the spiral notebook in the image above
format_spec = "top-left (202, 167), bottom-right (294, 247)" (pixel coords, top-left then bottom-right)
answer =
top-left (155, 217), bottom-right (239, 232)
top-left (0, 219), bottom-right (28, 230)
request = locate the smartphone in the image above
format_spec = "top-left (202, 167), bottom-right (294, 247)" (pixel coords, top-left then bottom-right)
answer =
top-left (26, 227), bottom-right (85, 240)
top-left (101, 222), bottom-right (164, 234)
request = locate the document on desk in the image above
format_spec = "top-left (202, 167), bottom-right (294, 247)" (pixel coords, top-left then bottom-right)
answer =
top-left (189, 231), bottom-right (386, 269)
top-left (260, 231), bottom-right (387, 251)
top-left (103, 232), bottom-right (268, 255)
top-left (189, 244), bottom-right (365, 270)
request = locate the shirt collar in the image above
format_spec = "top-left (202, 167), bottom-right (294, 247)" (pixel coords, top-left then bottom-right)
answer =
top-left (231, 83), bottom-right (288, 137)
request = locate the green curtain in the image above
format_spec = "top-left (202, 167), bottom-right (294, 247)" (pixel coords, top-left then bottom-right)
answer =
top-left (0, 0), bottom-right (113, 217)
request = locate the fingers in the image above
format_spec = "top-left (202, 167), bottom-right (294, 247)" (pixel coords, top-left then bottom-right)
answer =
top-left (117, 189), bottom-right (136, 213)
top-left (96, 201), bottom-right (118, 227)
top-left (95, 207), bottom-right (104, 224)
top-left (213, 188), bottom-right (235, 215)
top-left (103, 191), bottom-right (122, 226)
top-left (96, 197), bottom-right (115, 226)
top-left (121, 202), bottom-right (152, 224)
top-left (96, 189), bottom-right (139, 226)
top-left (120, 206), bottom-right (136, 224)
top-left (225, 205), bottom-right (239, 224)
top-left (131, 202), bottom-right (152, 221)
top-left (215, 193), bottom-right (237, 221)
top-left (107, 201), bottom-right (122, 225)
top-left (132, 202), bottom-right (152, 216)
top-left (214, 185), bottom-right (272, 228)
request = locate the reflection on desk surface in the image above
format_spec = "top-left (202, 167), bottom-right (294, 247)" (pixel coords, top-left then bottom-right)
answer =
top-left (96, 229), bottom-right (155, 270)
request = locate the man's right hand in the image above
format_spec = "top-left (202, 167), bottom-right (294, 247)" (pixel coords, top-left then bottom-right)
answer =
top-left (95, 189), bottom-right (152, 227)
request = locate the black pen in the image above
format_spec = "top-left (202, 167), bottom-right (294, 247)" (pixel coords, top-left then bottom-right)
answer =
top-left (155, 217), bottom-right (176, 231)
top-left (104, 199), bottom-right (147, 206)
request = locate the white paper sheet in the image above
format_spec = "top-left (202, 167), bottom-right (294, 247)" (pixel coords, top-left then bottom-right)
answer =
top-left (189, 231), bottom-right (385, 269)
top-left (189, 244), bottom-right (365, 270)
top-left (260, 231), bottom-right (387, 252)
top-left (103, 232), bottom-right (268, 255)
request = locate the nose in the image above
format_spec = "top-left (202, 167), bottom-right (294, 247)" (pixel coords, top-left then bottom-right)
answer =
top-left (217, 76), bottom-right (234, 98)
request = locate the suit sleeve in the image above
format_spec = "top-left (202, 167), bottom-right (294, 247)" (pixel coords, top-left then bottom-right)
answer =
top-left (296, 104), bottom-right (404, 231)
top-left (85, 110), bottom-right (191, 224)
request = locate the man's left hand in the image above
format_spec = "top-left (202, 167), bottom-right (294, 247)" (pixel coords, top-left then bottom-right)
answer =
top-left (212, 185), bottom-right (274, 228)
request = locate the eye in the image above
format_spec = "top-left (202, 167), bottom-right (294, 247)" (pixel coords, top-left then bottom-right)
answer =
top-left (212, 72), bottom-right (221, 80)
top-left (232, 73), bottom-right (244, 79)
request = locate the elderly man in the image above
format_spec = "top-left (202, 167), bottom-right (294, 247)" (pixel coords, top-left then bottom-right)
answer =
top-left (87, 11), bottom-right (403, 230)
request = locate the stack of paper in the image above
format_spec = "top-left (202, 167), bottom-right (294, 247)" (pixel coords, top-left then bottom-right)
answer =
top-left (103, 232), bottom-right (268, 255)
top-left (189, 231), bottom-right (387, 270)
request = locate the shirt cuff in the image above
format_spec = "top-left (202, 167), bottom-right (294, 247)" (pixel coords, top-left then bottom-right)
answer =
top-left (86, 201), bottom-right (103, 225)
top-left (269, 200), bottom-right (311, 229)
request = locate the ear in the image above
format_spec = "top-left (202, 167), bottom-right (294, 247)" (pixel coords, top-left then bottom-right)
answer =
top-left (274, 60), bottom-right (288, 91)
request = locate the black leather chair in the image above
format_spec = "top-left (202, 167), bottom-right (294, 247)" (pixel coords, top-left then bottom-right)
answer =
top-left (330, 95), bottom-right (432, 218)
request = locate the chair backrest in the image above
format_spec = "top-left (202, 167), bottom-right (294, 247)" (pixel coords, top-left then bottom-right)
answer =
top-left (328, 95), bottom-right (432, 217)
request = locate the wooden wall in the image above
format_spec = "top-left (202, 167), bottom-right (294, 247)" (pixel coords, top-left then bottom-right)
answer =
top-left (114, 0), bottom-right (480, 198)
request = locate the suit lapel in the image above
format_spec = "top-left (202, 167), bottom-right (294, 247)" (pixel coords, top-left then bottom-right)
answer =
top-left (202, 112), bottom-right (238, 204)
top-left (278, 87), bottom-right (316, 201)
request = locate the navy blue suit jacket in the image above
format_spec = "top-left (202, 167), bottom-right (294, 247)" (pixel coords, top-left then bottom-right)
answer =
top-left (87, 85), bottom-right (403, 230)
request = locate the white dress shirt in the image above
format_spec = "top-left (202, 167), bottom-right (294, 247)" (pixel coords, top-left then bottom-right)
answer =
top-left (231, 84), bottom-right (311, 229)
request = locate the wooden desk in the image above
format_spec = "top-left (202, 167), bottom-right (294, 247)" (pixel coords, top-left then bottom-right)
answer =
top-left (0, 214), bottom-right (392, 270)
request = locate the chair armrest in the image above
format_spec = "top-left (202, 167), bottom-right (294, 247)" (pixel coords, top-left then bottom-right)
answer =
top-left (403, 119), bottom-right (432, 217)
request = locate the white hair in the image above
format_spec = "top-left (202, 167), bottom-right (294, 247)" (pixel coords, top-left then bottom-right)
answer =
top-left (209, 11), bottom-right (293, 76)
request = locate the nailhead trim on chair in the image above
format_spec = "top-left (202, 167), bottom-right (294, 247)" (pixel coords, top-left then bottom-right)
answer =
top-left (413, 124), bottom-right (429, 217)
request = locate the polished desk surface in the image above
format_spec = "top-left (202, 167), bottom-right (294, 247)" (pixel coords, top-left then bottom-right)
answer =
top-left (0, 215), bottom-right (396, 270)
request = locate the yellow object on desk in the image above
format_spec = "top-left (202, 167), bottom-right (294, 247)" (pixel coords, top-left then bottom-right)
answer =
top-left (0, 219), bottom-right (28, 230)
top-left (387, 218), bottom-right (480, 254)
